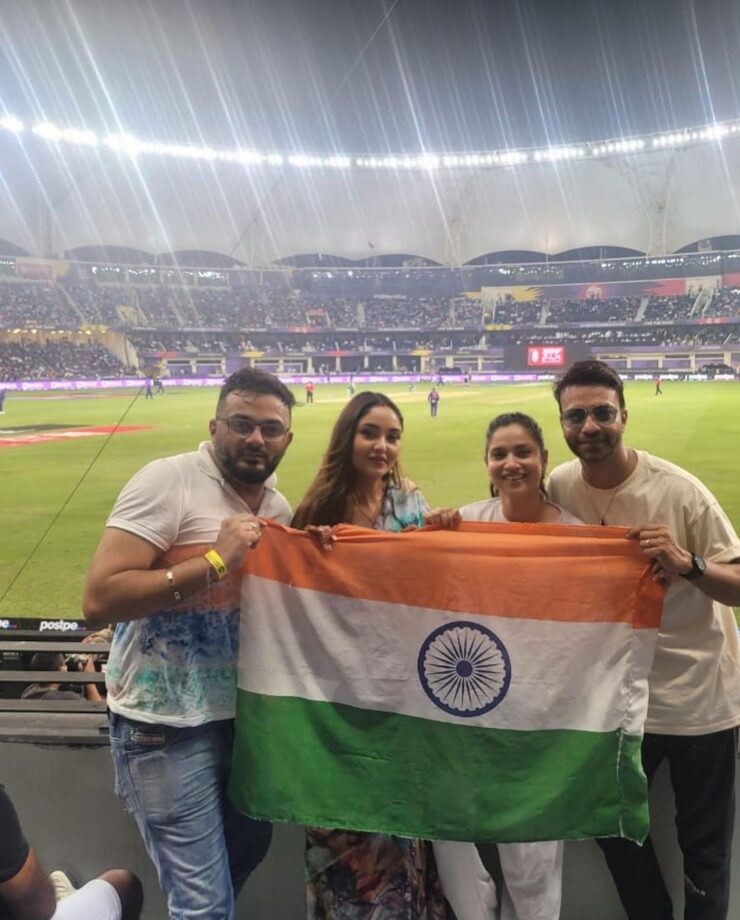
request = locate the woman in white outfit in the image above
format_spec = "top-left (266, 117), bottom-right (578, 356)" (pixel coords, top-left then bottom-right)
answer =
top-left (427, 411), bottom-right (584, 920)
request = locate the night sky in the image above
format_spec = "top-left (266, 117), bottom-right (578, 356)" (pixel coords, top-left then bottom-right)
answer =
top-left (2, 0), bottom-right (740, 154)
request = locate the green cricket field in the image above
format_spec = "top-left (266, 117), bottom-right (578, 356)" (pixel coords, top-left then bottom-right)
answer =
top-left (0, 380), bottom-right (738, 620)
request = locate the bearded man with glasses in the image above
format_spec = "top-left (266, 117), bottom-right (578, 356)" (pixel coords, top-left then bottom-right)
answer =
top-left (548, 359), bottom-right (740, 920)
top-left (84, 368), bottom-right (295, 920)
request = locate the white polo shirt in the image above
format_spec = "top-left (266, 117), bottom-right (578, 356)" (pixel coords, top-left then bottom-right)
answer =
top-left (549, 450), bottom-right (740, 735)
top-left (105, 441), bottom-right (291, 726)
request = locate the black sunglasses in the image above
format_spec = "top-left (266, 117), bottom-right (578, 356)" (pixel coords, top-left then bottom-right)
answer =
top-left (561, 404), bottom-right (619, 428)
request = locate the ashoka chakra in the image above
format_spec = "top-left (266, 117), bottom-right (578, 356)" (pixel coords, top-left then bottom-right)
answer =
top-left (418, 621), bottom-right (511, 717)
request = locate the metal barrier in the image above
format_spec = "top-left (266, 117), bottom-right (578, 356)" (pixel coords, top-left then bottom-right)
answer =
top-left (0, 631), bottom-right (110, 744)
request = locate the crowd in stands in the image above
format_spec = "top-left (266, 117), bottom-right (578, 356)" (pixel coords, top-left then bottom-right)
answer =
top-left (0, 281), bottom-right (74, 327)
top-left (362, 297), bottom-right (451, 328)
top-left (2, 279), bottom-right (739, 380)
top-left (3, 278), bottom-right (740, 332)
top-left (129, 331), bottom-right (485, 356)
top-left (492, 301), bottom-right (542, 324)
top-left (0, 340), bottom-right (127, 380)
top-left (447, 298), bottom-right (484, 326)
top-left (509, 325), bottom-right (738, 347)
top-left (643, 295), bottom-right (695, 321)
top-left (705, 287), bottom-right (740, 317)
top-left (545, 297), bottom-right (641, 324)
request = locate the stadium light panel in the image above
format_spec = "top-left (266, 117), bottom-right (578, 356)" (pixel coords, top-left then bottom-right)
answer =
top-left (0, 115), bottom-right (23, 133)
top-left (61, 127), bottom-right (98, 146)
top-left (4, 111), bottom-right (740, 172)
top-left (104, 133), bottom-right (142, 156)
top-left (32, 121), bottom-right (62, 141)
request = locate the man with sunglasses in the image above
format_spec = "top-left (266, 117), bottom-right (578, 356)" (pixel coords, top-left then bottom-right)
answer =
top-left (548, 359), bottom-right (740, 920)
top-left (84, 368), bottom-right (295, 920)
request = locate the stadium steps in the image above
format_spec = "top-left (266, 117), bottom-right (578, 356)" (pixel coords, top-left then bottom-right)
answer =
top-left (132, 288), bottom-right (153, 326)
top-left (692, 289), bottom-right (712, 317)
top-left (635, 296), bottom-right (649, 321)
top-left (58, 286), bottom-right (87, 324)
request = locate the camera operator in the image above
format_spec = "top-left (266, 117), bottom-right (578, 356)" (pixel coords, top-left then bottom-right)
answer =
top-left (21, 653), bottom-right (103, 704)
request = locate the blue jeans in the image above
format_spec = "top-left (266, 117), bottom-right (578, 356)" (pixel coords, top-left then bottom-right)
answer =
top-left (109, 713), bottom-right (272, 920)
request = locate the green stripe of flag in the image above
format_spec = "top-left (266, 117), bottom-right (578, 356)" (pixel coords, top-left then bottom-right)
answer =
top-left (229, 690), bottom-right (648, 844)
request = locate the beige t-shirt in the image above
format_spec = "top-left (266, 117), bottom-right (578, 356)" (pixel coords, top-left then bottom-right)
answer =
top-left (459, 496), bottom-right (583, 526)
top-left (549, 450), bottom-right (740, 735)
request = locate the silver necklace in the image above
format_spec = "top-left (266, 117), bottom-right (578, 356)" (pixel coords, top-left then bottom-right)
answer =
top-left (583, 449), bottom-right (635, 525)
top-left (586, 485), bottom-right (621, 526)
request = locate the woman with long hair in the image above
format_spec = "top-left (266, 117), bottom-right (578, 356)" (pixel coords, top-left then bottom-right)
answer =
top-left (427, 410), bottom-right (584, 920)
top-left (292, 391), bottom-right (426, 533)
top-left (293, 391), bottom-right (452, 920)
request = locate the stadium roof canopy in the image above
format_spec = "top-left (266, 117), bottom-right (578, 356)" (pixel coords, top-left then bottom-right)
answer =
top-left (2, 129), bottom-right (740, 267)
top-left (3, 0), bottom-right (740, 268)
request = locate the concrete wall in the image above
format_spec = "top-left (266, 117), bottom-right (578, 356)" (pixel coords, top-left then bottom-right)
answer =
top-left (2, 741), bottom-right (738, 919)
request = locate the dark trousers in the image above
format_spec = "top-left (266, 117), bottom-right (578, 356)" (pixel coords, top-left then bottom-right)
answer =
top-left (597, 728), bottom-right (737, 920)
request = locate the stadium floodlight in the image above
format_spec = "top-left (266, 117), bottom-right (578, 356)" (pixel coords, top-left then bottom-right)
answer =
top-left (228, 149), bottom-right (265, 165)
top-left (416, 154), bottom-right (440, 170)
top-left (105, 133), bottom-right (142, 156)
top-left (0, 115), bottom-right (23, 133)
top-left (32, 121), bottom-right (62, 141)
top-left (149, 142), bottom-right (218, 160)
top-left (7, 110), bottom-right (740, 172)
top-left (61, 127), bottom-right (98, 146)
top-left (700, 124), bottom-right (729, 140)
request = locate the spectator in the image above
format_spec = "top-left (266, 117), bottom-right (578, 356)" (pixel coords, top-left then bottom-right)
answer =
top-left (0, 782), bottom-right (143, 920)
top-left (83, 367), bottom-right (297, 919)
top-left (20, 652), bottom-right (104, 704)
top-left (549, 359), bottom-right (740, 919)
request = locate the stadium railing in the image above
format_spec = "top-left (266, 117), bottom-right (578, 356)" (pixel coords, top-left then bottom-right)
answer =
top-left (0, 629), bottom-right (109, 745)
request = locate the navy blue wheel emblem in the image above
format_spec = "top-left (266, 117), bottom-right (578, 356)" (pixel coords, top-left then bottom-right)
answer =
top-left (418, 621), bottom-right (511, 717)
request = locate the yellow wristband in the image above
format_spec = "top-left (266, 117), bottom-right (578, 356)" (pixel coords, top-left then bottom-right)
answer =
top-left (204, 549), bottom-right (229, 581)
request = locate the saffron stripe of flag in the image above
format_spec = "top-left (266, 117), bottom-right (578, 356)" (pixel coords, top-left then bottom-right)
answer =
top-left (230, 522), bottom-right (663, 843)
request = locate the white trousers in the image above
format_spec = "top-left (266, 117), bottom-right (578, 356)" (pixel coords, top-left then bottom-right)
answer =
top-left (433, 840), bottom-right (563, 920)
top-left (52, 879), bottom-right (122, 920)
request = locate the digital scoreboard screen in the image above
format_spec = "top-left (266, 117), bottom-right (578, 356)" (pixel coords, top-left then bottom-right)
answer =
top-left (526, 345), bottom-right (566, 367)
top-left (503, 343), bottom-right (589, 372)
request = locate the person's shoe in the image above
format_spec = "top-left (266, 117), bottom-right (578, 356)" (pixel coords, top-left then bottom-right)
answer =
top-left (49, 870), bottom-right (78, 901)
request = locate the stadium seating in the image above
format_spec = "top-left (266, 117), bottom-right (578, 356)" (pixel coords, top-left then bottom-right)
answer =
top-left (0, 340), bottom-right (128, 380)
top-left (1, 275), bottom-right (738, 380)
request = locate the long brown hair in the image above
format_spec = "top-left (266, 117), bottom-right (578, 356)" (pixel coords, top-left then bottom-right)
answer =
top-left (292, 392), bottom-right (405, 528)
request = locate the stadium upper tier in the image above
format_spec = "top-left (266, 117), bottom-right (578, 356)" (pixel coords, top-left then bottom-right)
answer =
top-left (1, 281), bottom-right (739, 381)
top-left (1, 276), bottom-right (740, 331)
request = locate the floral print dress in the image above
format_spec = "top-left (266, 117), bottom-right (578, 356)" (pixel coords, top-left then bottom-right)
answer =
top-left (305, 484), bottom-right (452, 920)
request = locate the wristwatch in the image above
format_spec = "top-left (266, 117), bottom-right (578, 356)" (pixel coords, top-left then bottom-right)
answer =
top-left (680, 553), bottom-right (707, 581)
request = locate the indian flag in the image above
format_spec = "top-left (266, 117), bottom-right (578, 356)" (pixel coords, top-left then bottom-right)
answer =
top-left (230, 521), bottom-right (663, 844)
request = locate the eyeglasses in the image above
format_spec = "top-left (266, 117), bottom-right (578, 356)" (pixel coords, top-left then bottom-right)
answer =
top-left (561, 404), bottom-right (619, 428)
top-left (216, 416), bottom-right (289, 439)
